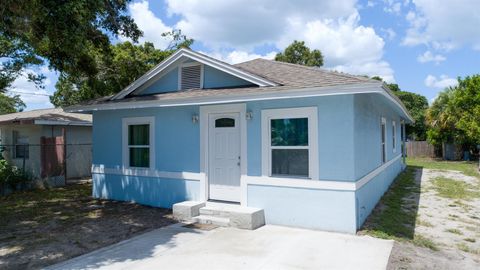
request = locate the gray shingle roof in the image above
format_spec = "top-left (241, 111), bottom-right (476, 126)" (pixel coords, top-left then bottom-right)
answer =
top-left (67, 58), bottom-right (380, 109)
top-left (0, 108), bottom-right (92, 125)
top-left (235, 59), bottom-right (375, 87)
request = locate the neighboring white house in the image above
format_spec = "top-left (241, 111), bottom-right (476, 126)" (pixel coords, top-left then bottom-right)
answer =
top-left (0, 108), bottom-right (92, 182)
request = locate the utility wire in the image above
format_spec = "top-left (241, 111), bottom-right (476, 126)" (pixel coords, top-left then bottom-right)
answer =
top-left (5, 90), bottom-right (51, 96)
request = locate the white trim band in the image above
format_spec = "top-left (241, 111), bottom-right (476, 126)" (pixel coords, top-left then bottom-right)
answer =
top-left (91, 165), bottom-right (203, 181)
top-left (34, 120), bottom-right (92, 126)
top-left (243, 154), bottom-right (402, 192)
top-left (355, 154), bottom-right (402, 189)
top-left (67, 83), bottom-right (413, 123)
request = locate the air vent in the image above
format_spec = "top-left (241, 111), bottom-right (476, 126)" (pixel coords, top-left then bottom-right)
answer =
top-left (180, 65), bottom-right (202, 90)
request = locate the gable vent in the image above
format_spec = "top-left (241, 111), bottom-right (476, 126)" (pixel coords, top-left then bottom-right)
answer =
top-left (180, 65), bottom-right (202, 90)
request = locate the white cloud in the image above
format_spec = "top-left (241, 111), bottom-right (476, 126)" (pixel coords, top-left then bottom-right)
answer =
top-left (383, 1), bottom-right (402, 14)
top-left (280, 13), bottom-right (395, 81)
top-left (381, 28), bottom-right (397, 41)
top-left (125, 1), bottom-right (395, 82)
top-left (404, 0), bottom-right (480, 50)
top-left (121, 1), bottom-right (172, 49)
top-left (166, 0), bottom-right (394, 82)
top-left (424, 74), bottom-right (457, 89)
top-left (417, 50), bottom-right (446, 64)
top-left (205, 51), bottom-right (277, 64)
top-left (332, 61), bottom-right (395, 83)
top-left (10, 70), bottom-right (52, 108)
top-left (167, 0), bottom-right (357, 49)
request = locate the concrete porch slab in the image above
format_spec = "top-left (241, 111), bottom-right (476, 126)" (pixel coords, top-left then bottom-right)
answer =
top-left (46, 224), bottom-right (394, 270)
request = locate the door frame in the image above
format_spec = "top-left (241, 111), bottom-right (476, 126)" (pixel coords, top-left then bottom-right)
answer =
top-left (200, 103), bottom-right (247, 204)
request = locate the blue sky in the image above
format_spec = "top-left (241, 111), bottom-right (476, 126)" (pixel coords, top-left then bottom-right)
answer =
top-left (10, 0), bottom-right (480, 110)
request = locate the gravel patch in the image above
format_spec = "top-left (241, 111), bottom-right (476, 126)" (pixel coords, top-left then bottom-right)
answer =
top-left (388, 168), bottom-right (480, 269)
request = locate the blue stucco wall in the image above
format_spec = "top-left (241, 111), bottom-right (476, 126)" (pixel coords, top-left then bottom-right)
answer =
top-left (135, 63), bottom-right (255, 96)
top-left (92, 106), bottom-right (200, 171)
top-left (353, 93), bottom-right (406, 228)
top-left (93, 173), bottom-right (199, 208)
top-left (91, 92), bottom-right (406, 233)
top-left (355, 157), bottom-right (403, 227)
top-left (203, 65), bottom-right (254, 89)
top-left (140, 67), bottom-right (179, 95)
top-left (354, 93), bottom-right (403, 180)
top-left (247, 185), bottom-right (357, 233)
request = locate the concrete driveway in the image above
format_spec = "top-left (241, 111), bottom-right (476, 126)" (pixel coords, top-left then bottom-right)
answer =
top-left (46, 223), bottom-right (393, 270)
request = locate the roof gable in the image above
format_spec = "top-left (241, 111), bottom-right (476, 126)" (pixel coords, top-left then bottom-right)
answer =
top-left (111, 48), bottom-right (278, 100)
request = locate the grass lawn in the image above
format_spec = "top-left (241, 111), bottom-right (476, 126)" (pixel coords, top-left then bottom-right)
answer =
top-left (406, 157), bottom-right (480, 178)
top-left (0, 182), bottom-right (176, 270)
top-left (359, 166), bottom-right (431, 246)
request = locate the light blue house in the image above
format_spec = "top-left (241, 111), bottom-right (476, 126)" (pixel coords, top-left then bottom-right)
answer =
top-left (67, 48), bottom-right (413, 233)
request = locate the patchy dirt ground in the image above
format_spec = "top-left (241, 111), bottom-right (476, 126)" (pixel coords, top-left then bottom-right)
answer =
top-left (389, 168), bottom-right (480, 269)
top-left (0, 182), bottom-right (176, 270)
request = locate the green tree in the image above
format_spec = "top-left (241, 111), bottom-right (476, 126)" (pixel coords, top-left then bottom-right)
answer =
top-left (0, 94), bottom-right (25, 114)
top-left (427, 75), bottom-right (480, 149)
top-left (373, 77), bottom-right (428, 140)
top-left (452, 75), bottom-right (480, 145)
top-left (0, 36), bottom-right (45, 94)
top-left (395, 91), bottom-right (428, 140)
top-left (1, 0), bottom-right (143, 109)
top-left (51, 34), bottom-right (193, 107)
top-left (275, 41), bottom-right (323, 67)
top-left (0, 0), bottom-right (142, 77)
top-left (426, 88), bottom-right (466, 146)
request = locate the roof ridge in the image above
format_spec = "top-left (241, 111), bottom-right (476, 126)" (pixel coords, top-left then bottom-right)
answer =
top-left (237, 58), bottom-right (374, 82)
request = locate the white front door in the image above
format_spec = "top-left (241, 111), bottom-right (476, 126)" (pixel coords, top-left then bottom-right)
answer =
top-left (208, 113), bottom-right (241, 202)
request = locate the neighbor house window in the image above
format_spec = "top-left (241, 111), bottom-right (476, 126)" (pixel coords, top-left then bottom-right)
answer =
top-left (392, 121), bottom-right (396, 153)
top-left (262, 107), bottom-right (318, 179)
top-left (13, 130), bottom-right (29, 159)
top-left (381, 117), bottom-right (386, 163)
top-left (122, 117), bottom-right (155, 169)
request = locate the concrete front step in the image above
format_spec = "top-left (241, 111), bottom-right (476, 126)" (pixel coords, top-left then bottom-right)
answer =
top-left (172, 201), bottom-right (266, 230)
top-left (192, 215), bottom-right (230, 227)
top-left (200, 203), bottom-right (248, 218)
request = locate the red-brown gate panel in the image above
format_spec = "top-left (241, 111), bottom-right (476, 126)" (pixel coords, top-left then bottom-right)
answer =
top-left (40, 136), bottom-right (65, 178)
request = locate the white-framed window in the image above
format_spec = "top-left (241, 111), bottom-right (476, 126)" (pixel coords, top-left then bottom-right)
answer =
top-left (261, 107), bottom-right (318, 179)
top-left (381, 117), bottom-right (387, 164)
top-left (13, 130), bottom-right (29, 159)
top-left (122, 117), bottom-right (155, 169)
top-left (392, 120), bottom-right (397, 153)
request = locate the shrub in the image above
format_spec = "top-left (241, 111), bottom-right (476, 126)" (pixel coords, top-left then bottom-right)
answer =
top-left (0, 160), bottom-right (33, 192)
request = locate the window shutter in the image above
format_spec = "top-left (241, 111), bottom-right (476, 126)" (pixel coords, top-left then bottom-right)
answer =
top-left (180, 65), bottom-right (201, 90)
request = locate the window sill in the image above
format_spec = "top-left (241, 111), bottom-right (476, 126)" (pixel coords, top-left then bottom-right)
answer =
top-left (271, 174), bottom-right (311, 180)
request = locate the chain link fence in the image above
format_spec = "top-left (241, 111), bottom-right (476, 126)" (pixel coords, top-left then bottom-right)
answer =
top-left (0, 142), bottom-right (92, 187)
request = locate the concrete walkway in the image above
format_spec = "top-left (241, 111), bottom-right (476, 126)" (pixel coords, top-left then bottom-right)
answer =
top-left (46, 224), bottom-right (393, 270)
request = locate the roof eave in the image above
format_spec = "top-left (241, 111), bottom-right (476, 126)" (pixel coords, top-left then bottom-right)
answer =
top-left (66, 82), bottom-right (398, 113)
top-left (381, 83), bottom-right (415, 123)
